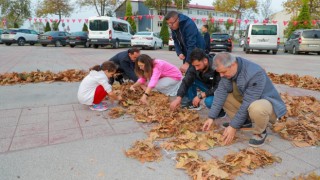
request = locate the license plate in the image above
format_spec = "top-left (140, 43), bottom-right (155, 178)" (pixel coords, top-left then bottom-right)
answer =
top-left (41, 37), bottom-right (46, 40)
top-left (69, 42), bottom-right (75, 44)
top-left (91, 39), bottom-right (97, 42)
top-left (216, 45), bottom-right (224, 47)
top-left (3, 34), bottom-right (9, 38)
top-left (309, 44), bottom-right (319, 47)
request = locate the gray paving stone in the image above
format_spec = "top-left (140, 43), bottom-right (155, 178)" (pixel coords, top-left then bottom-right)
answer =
top-left (49, 104), bottom-right (74, 113)
top-left (49, 110), bottom-right (76, 122)
top-left (21, 107), bottom-right (48, 115)
top-left (19, 113), bottom-right (48, 125)
top-left (0, 116), bottom-right (19, 127)
top-left (267, 134), bottom-right (295, 151)
top-left (0, 109), bottom-right (21, 118)
top-left (109, 120), bottom-right (145, 134)
top-left (285, 146), bottom-right (320, 168)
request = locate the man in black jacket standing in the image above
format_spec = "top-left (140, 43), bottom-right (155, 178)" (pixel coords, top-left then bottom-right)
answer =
top-left (109, 48), bottom-right (140, 84)
top-left (170, 48), bottom-right (223, 114)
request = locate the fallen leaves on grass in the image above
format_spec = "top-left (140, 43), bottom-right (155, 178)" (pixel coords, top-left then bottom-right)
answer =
top-left (0, 69), bottom-right (87, 85)
top-left (124, 138), bottom-right (162, 163)
top-left (268, 73), bottom-right (320, 91)
top-left (273, 93), bottom-right (320, 146)
top-left (176, 148), bottom-right (281, 179)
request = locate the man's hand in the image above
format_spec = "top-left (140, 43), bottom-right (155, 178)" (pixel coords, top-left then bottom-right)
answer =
top-left (178, 54), bottom-right (185, 60)
top-left (170, 98), bottom-right (181, 111)
top-left (192, 96), bottom-right (201, 107)
top-left (129, 86), bottom-right (135, 91)
top-left (222, 126), bottom-right (237, 145)
top-left (202, 118), bottom-right (214, 131)
top-left (180, 63), bottom-right (189, 73)
top-left (140, 95), bottom-right (148, 104)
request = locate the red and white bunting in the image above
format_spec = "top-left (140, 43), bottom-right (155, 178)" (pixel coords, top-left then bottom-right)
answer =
top-left (218, 18), bottom-right (224, 24)
top-left (34, 18), bottom-right (37, 22)
top-left (29, 18), bottom-right (32, 22)
top-left (201, 18), bottom-right (206, 23)
top-left (210, 17), bottom-right (215, 23)
top-left (50, 19), bottom-right (53, 22)
top-left (131, 16), bottom-right (135, 20)
top-left (78, 19), bottom-right (82, 23)
top-left (2, 19), bottom-right (6, 26)
top-left (263, 19), bottom-right (268, 24)
top-left (303, 20), bottom-right (308, 25)
top-left (55, 19), bottom-right (59, 22)
top-left (254, 19), bottom-right (259, 24)
top-left (72, 19), bottom-right (76, 23)
top-left (138, 15), bottom-right (142, 20)
top-left (244, 19), bottom-right (249, 24)
top-left (85, 19), bottom-right (88, 23)
top-left (312, 20), bottom-right (317, 26)
top-left (39, 18), bottom-right (42, 23)
top-left (66, 19), bottom-right (70, 23)
top-left (124, 16), bottom-right (128, 20)
top-left (237, 19), bottom-right (241, 24)
top-left (159, 15), bottom-right (163, 20)
top-left (283, 21), bottom-right (289, 26)
top-left (192, 17), bottom-right (196, 21)
top-left (293, 21), bottom-right (298, 26)
top-left (61, 19), bottom-right (64, 23)
top-left (272, 20), bottom-right (277, 24)
top-left (227, 18), bottom-right (233, 24)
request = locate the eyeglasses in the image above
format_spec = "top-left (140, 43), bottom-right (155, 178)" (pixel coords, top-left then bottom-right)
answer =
top-left (167, 17), bottom-right (179, 26)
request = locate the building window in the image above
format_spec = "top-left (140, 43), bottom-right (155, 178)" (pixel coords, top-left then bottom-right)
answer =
top-left (158, 21), bottom-right (162, 27)
top-left (188, 10), bottom-right (192, 14)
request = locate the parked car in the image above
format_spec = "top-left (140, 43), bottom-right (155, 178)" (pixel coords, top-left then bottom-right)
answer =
top-left (210, 33), bottom-right (232, 52)
top-left (1, 28), bottom-right (39, 46)
top-left (131, 31), bottom-right (163, 50)
top-left (243, 23), bottom-right (280, 54)
top-left (88, 16), bottom-right (133, 49)
top-left (39, 31), bottom-right (70, 47)
top-left (284, 29), bottom-right (320, 55)
top-left (168, 35), bottom-right (174, 51)
top-left (68, 31), bottom-right (90, 48)
top-left (0, 29), bottom-right (3, 44)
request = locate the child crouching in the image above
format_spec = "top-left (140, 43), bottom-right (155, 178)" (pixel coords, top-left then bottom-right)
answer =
top-left (78, 61), bottom-right (122, 111)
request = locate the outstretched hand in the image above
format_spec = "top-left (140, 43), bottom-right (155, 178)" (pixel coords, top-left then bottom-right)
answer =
top-left (202, 118), bottom-right (213, 131)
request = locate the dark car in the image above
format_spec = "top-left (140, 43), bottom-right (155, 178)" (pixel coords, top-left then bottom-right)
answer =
top-left (0, 29), bottom-right (3, 44)
top-left (210, 33), bottom-right (232, 52)
top-left (39, 31), bottom-right (70, 47)
top-left (68, 31), bottom-right (90, 48)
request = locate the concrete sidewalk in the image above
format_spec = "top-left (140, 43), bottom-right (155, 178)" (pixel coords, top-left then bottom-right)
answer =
top-left (0, 82), bottom-right (319, 180)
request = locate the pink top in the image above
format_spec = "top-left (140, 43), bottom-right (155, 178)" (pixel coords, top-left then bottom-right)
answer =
top-left (137, 59), bottom-right (182, 88)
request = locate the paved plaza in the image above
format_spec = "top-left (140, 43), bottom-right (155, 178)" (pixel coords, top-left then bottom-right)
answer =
top-left (0, 45), bottom-right (319, 179)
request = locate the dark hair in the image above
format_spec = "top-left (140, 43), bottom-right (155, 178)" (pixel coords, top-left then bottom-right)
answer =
top-left (90, 61), bottom-right (117, 72)
top-left (202, 25), bottom-right (208, 29)
top-left (134, 54), bottom-right (155, 79)
top-left (128, 48), bottom-right (140, 55)
top-left (190, 48), bottom-right (207, 63)
top-left (165, 11), bottom-right (179, 20)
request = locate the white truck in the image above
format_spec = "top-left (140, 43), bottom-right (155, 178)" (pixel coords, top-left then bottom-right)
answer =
top-left (1, 29), bottom-right (39, 46)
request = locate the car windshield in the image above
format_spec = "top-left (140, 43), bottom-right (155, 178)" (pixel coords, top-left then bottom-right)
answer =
top-left (302, 30), bottom-right (320, 39)
top-left (136, 32), bottom-right (152, 35)
top-left (251, 25), bottom-right (277, 35)
top-left (211, 34), bottom-right (229, 39)
top-left (89, 20), bottom-right (108, 31)
top-left (43, 31), bottom-right (56, 35)
top-left (71, 32), bottom-right (86, 36)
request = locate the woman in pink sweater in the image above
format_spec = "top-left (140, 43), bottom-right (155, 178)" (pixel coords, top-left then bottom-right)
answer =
top-left (130, 54), bottom-right (182, 104)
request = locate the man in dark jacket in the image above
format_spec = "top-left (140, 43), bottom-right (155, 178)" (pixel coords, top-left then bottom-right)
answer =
top-left (201, 25), bottom-right (211, 54)
top-left (170, 48), bottom-right (222, 112)
top-left (202, 52), bottom-right (287, 147)
top-left (109, 48), bottom-right (140, 84)
top-left (165, 11), bottom-right (205, 73)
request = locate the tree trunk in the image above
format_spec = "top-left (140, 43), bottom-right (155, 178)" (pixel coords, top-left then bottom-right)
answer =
top-left (231, 12), bottom-right (240, 39)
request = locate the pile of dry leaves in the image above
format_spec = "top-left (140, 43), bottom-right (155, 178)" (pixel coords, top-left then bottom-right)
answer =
top-left (273, 93), bottom-right (320, 147)
top-left (0, 69), bottom-right (87, 85)
top-left (176, 148), bottom-right (281, 179)
top-left (293, 172), bottom-right (320, 180)
top-left (268, 72), bottom-right (320, 91)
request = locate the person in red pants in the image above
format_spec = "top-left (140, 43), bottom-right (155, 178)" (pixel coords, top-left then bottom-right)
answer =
top-left (78, 61), bottom-right (122, 111)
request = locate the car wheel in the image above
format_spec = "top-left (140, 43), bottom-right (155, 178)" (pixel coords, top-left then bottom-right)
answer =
top-left (245, 48), bottom-right (250, 54)
top-left (160, 43), bottom-right (163, 49)
top-left (93, 44), bottom-right (99, 49)
top-left (84, 41), bottom-right (89, 48)
top-left (284, 48), bottom-right (288, 53)
top-left (41, 44), bottom-right (47, 47)
top-left (227, 48), bottom-right (232, 52)
top-left (272, 50), bottom-right (277, 55)
top-left (30, 43), bottom-right (35, 46)
top-left (153, 43), bottom-right (157, 50)
top-left (318, 52), bottom-right (320, 55)
top-left (55, 40), bottom-right (61, 47)
top-left (113, 40), bottom-right (119, 49)
top-left (18, 38), bottom-right (26, 46)
top-left (293, 46), bottom-right (298, 54)
top-left (70, 45), bottom-right (76, 48)
top-left (62, 44), bottom-right (66, 47)
top-left (243, 47), bottom-right (246, 51)
top-left (266, 50), bottom-right (270, 53)
top-left (5, 43), bottom-right (11, 46)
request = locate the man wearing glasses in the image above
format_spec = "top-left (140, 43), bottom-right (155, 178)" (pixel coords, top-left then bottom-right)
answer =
top-left (165, 11), bottom-right (205, 73)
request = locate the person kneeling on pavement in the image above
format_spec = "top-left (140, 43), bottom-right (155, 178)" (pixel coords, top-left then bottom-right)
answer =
top-left (170, 48), bottom-right (224, 116)
top-left (202, 52), bottom-right (287, 147)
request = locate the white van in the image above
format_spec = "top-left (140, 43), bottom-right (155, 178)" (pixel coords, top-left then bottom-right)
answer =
top-left (88, 16), bottom-right (134, 49)
top-left (244, 23), bottom-right (280, 54)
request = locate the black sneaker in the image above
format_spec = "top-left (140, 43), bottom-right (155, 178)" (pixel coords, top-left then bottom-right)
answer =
top-left (184, 104), bottom-right (202, 111)
top-left (218, 109), bottom-right (227, 118)
top-left (222, 119), bottom-right (252, 128)
top-left (249, 130), bottom-right (267, 147)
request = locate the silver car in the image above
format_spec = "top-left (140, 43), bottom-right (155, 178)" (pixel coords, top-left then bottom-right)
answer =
top-left (284, 29), bottom-right (320, 55)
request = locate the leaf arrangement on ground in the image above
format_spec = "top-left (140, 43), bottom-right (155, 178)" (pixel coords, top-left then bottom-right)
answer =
top-left (293, 172), bottom-right (320, 180)
top-left (273, 93), bottom-right (320, 146)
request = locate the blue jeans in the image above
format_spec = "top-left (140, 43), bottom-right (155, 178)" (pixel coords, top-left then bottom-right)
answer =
top-left (186, 79), bottom-right (214, 108)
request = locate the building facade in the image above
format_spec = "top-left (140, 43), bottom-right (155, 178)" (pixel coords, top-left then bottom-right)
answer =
top-left (115, 0), bottom-right (239, 37)
top-left (270, 10), bottom-right (294, 43)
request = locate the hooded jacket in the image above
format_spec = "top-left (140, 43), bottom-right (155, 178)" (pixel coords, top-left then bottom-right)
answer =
top-left (171, 14), bottom-right (206, 63)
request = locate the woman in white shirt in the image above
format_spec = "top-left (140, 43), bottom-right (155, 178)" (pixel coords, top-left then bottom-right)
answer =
top-left (78, 61), bottom-right (122, 111)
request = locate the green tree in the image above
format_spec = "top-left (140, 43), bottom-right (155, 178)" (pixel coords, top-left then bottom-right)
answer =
top-left (82, 23), bottom-right (88, 31)
top-left (213, 23), bottom-right (221, 33)
top-left (45, 22), bottom-right (51, 32)
top-left (173, 0), bottom-right (190, 10)
top-left (283, 0), bottom-right (320, 19)
top-left (78, 0), bottom-right (123, 16)
top-left (213, 0), bottom-right (258, 39)
top-left (144, 0), bottom-right (172, 14)
top-left (125, 1), bottom-right (136, 32)
top-left (206, 13), bottom-right (215, 34)
top-left (51, 21), bottom-right (59, 31)
top-left (36, 0), bottom-right (73, 30)
top-left (224, 21), bottom-right (232, 34)
top-left (0, 0), bottom-right (31, 28)
top-left (160, 19), bottom-right (169, 44)
top-left (285, 0), bottom-right (312, 38)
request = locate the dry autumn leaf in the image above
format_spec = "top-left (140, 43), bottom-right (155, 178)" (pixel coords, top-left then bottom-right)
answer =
top-left (108, 107), bottom-right (126, 119)
top-left (124, 139), bottom-right (162, 163)
top-left (293, 172), bottom-right (320, 180)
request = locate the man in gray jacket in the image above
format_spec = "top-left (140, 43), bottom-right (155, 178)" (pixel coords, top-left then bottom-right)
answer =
top-left (202, 52), bottom-right (287, 147)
